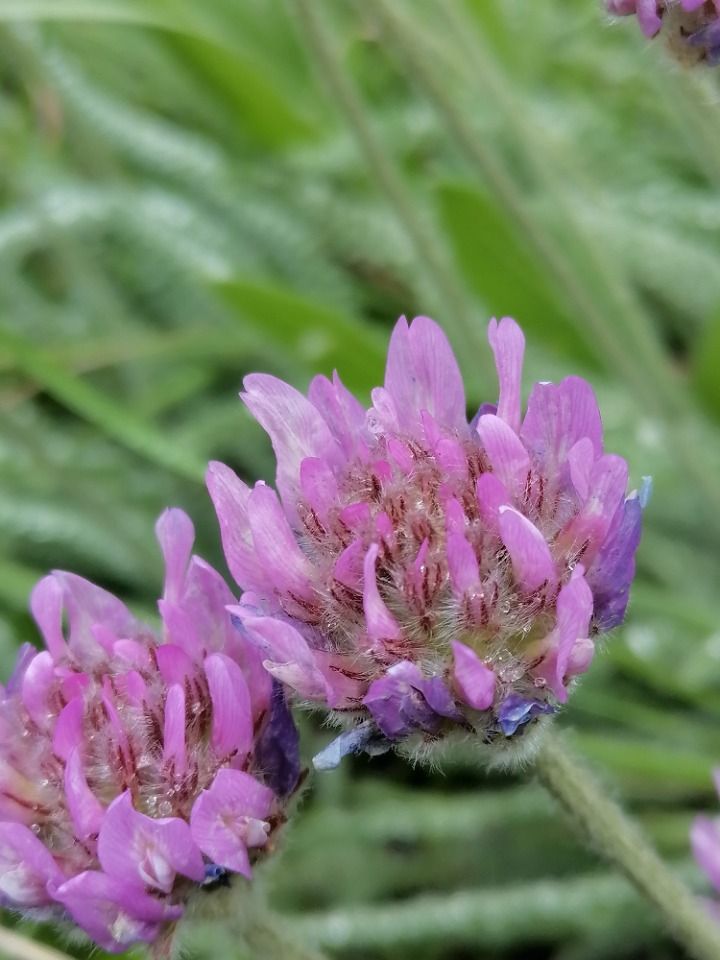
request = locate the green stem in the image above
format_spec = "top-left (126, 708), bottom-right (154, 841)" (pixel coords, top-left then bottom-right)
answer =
top-left (288, 0), bottom-right (481, 353)
top-left (534, 730), bottom-right (720, 960)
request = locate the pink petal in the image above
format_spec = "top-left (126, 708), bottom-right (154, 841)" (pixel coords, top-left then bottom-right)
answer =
top-left (98, 792), bottom-right (204, 893)
top-left (50, 870), bottom-right (182, 951)
top-left (155, 508), bottom-right (194, 604)
top-left (205, 653), bottom-right (253, 761)
top-left (560, 454), bottom-right (629, 565)
top-left (387, 438), bottom-right (414, 473)
top-left (206, 461), bottom-right (271, 595)
top-left (384, 316), bottom-right (466, 436)
top-left (155, 642), bottom-right (195, 686)
top-left (29, 576), bottom-right (67, 662)
top-left (692, 816), bottom-right (720, 891)
top-left (64, 748), bottom-right (106, 839)
top-left (248, 483), bottom-right (316, 602)
top-left (300, 457), bottom-right (340, 525)
top-left (447, 533), bottom-right (481, 596)
top-left (521, 377), bottom-right (603, 467)
top-left (363, 544), bottom-right (402, 644)
top-left (21, 650), bottom-right (56, 731)
top-left (537, 571), bottom-right (594, 702)
top-left (308, 370), bottom-right (369, 460)
top-left (476, 472), bottom-right (510, 530)
top-left (54, 572), bottom-right (139, 660)
top-left (477, 414), bottom-right (531, 493)
top-left (0, 823), bottom-right (65, 906)
top-left (487, 316), bottom-right (525, 434)
top-left (53, 697), bottom-right (85, 760)
top-left (498, 507), bottom-right (556, 592)
top-left (242, 373), bottom-right (339, 524)
top-left (567, 437), bottom-right (595, 501)
top-left (444, 497), bottom-right (468, 537)
top-left (163, 683), bottom-right (187, 776)
top-left (451, 640), bottom-right (495, 710)
top-left (190, 769), bottom-right (274, 878)
top-left (333, 539), bottom-right (365, 590)
top-left (233, 612), bottom-right (331, 702)
top-left (435, 437), bottom-right (467, 476)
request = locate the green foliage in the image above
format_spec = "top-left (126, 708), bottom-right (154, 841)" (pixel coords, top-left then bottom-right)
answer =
top-left (1, 1), bottom-right (719, 958)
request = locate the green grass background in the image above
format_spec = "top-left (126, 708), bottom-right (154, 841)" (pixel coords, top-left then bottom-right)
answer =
top-left (1, 1), bottom-right (720, 957)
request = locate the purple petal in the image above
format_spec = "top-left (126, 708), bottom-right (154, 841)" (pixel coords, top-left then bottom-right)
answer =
top-left (205, 653), bottom-right (253, 761)
top-left (567, 437), bottom-right (594, 501)
top-left (421, 677), bottom-right (463, 721)
top-left (242, 373), bottom-right (339, 525)
top-left (477, 414), bottom-right (531, 493)
top-left (587, 494), bottom-right (642, 631)
top-left (155, 508), bottom-right (194, 604)
top-left (451, 640), bottom-right (495, 710)
top-left (363, 544), bottom-right (402, 646)
top-left (681, 0), bottom-right (707, 9)
top-left (190, 769), bottom-right (274, 878)
top-left (300, 457), bottom-right (340, 525)
top-left (254, 679), bottom-right (300, 797)
top-left (498, 507), bottom-right (556, 592)
top-left (487, 316), bottom-right (525, 434)
top-left (206, 461), bottom-right (271, 594)
top-left (163, 683), bottom-right (187, 776)
top-left (476, 472), bottom-right (510, 530)
top-left (520, 377), bottom-right (603, 468)
top-left (313, 721), bottom-right (391, 771)
top-left (447, 533), bottom-right (481, 596)
top-left (50, 870), bottom-right (182, 952)
top-left (98, 792), bottom-right (204, 893)
top-left (54, 572), bottom-right (139, 661)
top-left (248, 483), bottom-right (316, 602)
top-left (537, 571), bottom-right (594, 702)
top-left (29, 576), bottom-right (67, 662)
top-left (65, 748), bottom-right (106, 839)
top-left (236, 612), bottom-right (332, 702)
top-left (308, 371), bottom-right (369, 460)
top-left (362, 661), bottom-right (459, 739)
top-left (21, 650), bottom-right (55, 731)
top-left (560, 454), bottom-right (629, 566)
top-left (497, 694), bottom-right (554, 737)
top-left (692, 817), bottom-right (720, 892)
top-left (0, 823), bottom-right (65, 906)
top-left (383, 316), bottom-right (467, 437)
top-left (52, 697), bottom-right (85, 760)
top-left (5, 643), bottom-right (37, 696)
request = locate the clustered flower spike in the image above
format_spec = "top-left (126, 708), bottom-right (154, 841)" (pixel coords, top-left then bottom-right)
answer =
top-left (0, 510), bottom-right (299, 955)
top-left (208, 316), bottom-right (648, 769)
top-left (691, 771), bottom-right (720, 908)
top-left (605, 0), bottom-right (720, 66)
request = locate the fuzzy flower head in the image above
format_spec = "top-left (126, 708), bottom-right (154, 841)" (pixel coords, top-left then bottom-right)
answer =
top-left (0, 510), bottom-right (300, 955)
top-left (209, 316), bottom-right (646, 767)
top-left (605, 0), bottom-right (720, 66)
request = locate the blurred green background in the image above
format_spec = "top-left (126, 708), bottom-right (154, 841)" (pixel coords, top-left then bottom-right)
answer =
top-left (1, 0), bottom-right (720, 958)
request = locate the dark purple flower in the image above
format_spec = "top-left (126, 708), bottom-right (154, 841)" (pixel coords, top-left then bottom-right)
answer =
top-left (0, 510), bottom-right (300, 954)
top-left (208, 316), bottom-right (645, 763)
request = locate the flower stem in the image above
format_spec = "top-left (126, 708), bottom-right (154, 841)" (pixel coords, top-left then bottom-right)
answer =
top-left (534, 729), bottom-right (720, 960)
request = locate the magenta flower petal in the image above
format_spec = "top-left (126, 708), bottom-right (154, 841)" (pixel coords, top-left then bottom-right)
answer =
top-left (0, 823), bottom-right (65, 906)
top-left (521, 377), bottom-right (603, 467)
top-left (247, 483), bottom-right (316, 602)
top-left (560, 454), bottom-right (629, 565)
top-left (205, 653), bottom-right (253, 761)
top-left (384, 316), bottom-right (466, 437)
top-left (363, 544), bottom-right (402, 646)
top-left (476, 472), bottom-right (510, 529)
top-left (536, 572), bottom-right (594, 702)
top-left (299, 456), bottom-right (340, 525)
top-left (98, 793), bottom-right (205, 892)
top-left (242, 372), bottom-right (339, 523)
top-left (205, 461), bottom-right (271, 595)
top-left (30, 576), bottom-right (67, 662)
top-left (51, 871), bottom-right (182, 953)
top-left (65, 748), bottom-right (106, 839)
top-left (487, 316), bottom-right (525, 434)
top-left (498, 507), bottom-right (556, 592)
top-left (52, 697), bottom-right (84, 760)
top-left (163, 683), bottom-right (187, 776)
top-left (691, 816), bottom-right (720, 890)
top-left (190, 769), bottom-right (274, 878)
top-left (447, 533), bottom-right (481, 596)
top-left (477, 414), bottom-right (531, 493)
top-left (155, 508), bottom-right (195, 605)
top-left (451, 641), bottom-right (496, 710)
top-left (308, 371), bottom-right (369, 459)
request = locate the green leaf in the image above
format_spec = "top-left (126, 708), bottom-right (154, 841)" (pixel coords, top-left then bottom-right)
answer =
top-left (216, 279), bottom-right (387, 396)
top-left (436, 180), bottom-right (596, 366)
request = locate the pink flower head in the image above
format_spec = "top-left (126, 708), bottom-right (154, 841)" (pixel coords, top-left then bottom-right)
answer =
top-left (0, 510), bottom-right (300, 954)
top-left (605, 0), bottom-right (720, 65)
top-left (209, 316), bottom-right (646, 766)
